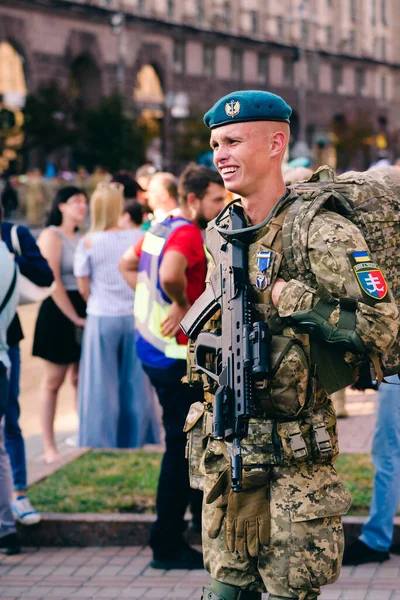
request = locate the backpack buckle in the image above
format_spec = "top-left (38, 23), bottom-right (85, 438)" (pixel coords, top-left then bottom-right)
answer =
top-left (313, 423), bottom-right (332, 454)
top-left (289, 431), bottom-right (308, 460)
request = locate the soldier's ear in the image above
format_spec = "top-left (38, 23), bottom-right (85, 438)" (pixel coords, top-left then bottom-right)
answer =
top-left (270, 131), bottom-right (287, 159)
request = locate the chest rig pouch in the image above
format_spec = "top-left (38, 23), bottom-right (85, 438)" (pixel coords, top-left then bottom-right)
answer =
top-left (248, 206), bottom-right (313, 421)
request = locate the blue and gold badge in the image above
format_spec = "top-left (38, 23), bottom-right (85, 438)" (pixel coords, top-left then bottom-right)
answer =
top-left (351, 251), bottom-right (388, 301)
top-left (255, 251), bottom-right (272, 291)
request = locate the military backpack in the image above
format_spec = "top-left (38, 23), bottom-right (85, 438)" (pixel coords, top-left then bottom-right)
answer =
top-left (283, 164), bottom-right (400, 378)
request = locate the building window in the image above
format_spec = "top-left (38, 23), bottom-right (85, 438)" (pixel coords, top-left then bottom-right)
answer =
top-left (326, 25), bottom-right (333, 47)
top-left (196, 0), bottom-right (204, 25)
top-left (332, 64), bottom-right (343, 91)
top-left (355, 67), bottom-right (366, 94)
top-left (137, 0), bottom-right (144, 14)
top-left (277, 16), bottom-right (284, 38)
top-left (283, 57), bottom-right (294, 85)
top-left (382, 37), bottom-right (386, 59)
top-left (349, 0), bottom-right (356, 23)
top-left (231, 49), bottom-right (243, 80)
top-left (173, 40), bottom-right (186, 74)
top-left (327, 0), bottom-right (333, 7)
top-left (258, 54), bottom-right (269, 84)
top-left (381, 75), bottom-right (387, 100)
top-left (203, 46), bottom-right (215, 77)
top-left (167, 0), bottom-right (174, 18)
top-left (381, 0), bottom-right (387, 25)
top-left (371, 0), bottom-right (376, 25)
top-left (251, 11), bottom-right (258, 34)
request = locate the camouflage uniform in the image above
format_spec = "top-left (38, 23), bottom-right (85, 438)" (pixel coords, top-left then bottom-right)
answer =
top-left (186, 206), bottom-right (399, 599)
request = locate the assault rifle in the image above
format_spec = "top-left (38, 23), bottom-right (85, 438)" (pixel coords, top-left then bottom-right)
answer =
top-left (180, 203), bottom-right (271, 492)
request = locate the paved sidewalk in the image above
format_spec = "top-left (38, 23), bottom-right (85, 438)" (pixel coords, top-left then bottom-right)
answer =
top-left (0, 546), bottom-right (399, 599)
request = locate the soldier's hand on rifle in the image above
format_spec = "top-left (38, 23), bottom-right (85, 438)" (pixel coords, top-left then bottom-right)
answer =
top-left (161, 301), bottom-right (191, 337)
top-left (272, 278), bottom-right (288, 308)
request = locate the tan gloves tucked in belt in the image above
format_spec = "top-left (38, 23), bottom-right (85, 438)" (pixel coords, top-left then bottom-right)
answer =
top-left (206, 467), bottom-right (271, 558)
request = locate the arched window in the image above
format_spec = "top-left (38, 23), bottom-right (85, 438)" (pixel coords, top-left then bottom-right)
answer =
top-left (0, 41), bottom-right (27, 106)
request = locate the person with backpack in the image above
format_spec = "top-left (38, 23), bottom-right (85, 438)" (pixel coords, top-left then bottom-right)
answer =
top-left (184, 90), bottom-right (399, 600)
top-left (1, 216), bottom-right (54, 526)
top-left (0, 200), bottom-right (20, 555)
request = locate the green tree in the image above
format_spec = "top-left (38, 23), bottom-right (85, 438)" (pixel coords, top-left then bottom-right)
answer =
top-left (22, 82), bottom-right (76, 164)
top-left (331, 112), bottom-right (374, 171)
top-left (74, 95), bottom-right (145, 172)
top-left (173, 110), bottom-right (211, 163)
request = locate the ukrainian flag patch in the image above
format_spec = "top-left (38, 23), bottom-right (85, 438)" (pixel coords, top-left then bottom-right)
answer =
top-left (351, 252), bottom-right (388, 301)
top-left (352, 251), bottom-right (371, 263)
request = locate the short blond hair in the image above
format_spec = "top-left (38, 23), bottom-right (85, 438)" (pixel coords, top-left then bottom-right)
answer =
top-left (90, 182), bottom-right (124, 232)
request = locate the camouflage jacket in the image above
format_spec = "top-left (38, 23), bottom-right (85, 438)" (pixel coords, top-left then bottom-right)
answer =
top-left (188, 204), bottom-right (399, 419)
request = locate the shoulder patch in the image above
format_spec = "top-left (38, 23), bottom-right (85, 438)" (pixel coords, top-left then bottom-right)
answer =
top-left (352, 253), bottom-right (388, 301)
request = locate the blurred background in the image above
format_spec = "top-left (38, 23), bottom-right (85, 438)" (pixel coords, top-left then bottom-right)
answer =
top-left (0, 0), bottom-right (398, 182)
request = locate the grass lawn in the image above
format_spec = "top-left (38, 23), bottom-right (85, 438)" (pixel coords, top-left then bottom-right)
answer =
top-left (29, 451), bottom-right (380, 515)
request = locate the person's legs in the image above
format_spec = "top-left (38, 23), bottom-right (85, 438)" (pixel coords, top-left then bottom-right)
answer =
top-left (5, 344), bottom-right (40, 525)
top-left (78, 316), bottom-right (120, 448)
top-left (0, 418), bottom-right (18, 548)
top-left (143, 361), bottom-right (204, 562)
top-left (69, 361), bottom-right (80, 413)
top-left (0, 369), bottom-right (19, 555)
top-left (360, 375), bottom-right (400, 552)
top-left (201, 580), bottom-right (263, 599)
top-left (40, 360), bottom-right (69, 463)
top-left (190, 487), bottom-right (204, 532)
top-left (4, 344), bottom-right (27, 493)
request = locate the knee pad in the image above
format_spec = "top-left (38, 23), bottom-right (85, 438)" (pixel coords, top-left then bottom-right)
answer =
top-left (201, 580), bottom-right (262, 600)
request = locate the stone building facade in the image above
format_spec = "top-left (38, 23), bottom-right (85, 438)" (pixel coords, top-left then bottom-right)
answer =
top-left (1, 0), bottom-right (399, 167)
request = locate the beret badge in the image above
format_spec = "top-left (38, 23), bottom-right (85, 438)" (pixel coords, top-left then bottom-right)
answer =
top-left (225, 100), bottom-right (241, 119)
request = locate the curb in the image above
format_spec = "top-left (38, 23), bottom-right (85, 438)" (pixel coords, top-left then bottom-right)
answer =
top-left (17, 514), bottom-right (400, 548)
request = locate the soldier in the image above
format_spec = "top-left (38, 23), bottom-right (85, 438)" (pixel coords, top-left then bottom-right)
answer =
top-left (185, 91), bottom-right (399, 600)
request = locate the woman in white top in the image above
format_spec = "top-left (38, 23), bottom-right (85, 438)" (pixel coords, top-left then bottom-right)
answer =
top-left (74, 182), bottom-right (158, 448)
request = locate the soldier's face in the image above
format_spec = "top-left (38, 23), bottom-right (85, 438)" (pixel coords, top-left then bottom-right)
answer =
top-left (210, 122), bottom-right (279, 198)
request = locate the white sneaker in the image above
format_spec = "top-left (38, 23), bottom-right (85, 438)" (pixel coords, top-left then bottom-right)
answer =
top-left (11, 496), bottom-right (41, 526)
top-left (65, 434), bottom-right (78, 447)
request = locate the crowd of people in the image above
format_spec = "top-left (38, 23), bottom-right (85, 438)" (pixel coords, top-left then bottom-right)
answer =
top-left (0, 160), bottom-right (227, 567)
top-left (1, 88), bottom-right (400, 600)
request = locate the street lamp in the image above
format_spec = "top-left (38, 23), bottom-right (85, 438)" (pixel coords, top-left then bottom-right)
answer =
top-left (285, 0), bottom-right (316, 159)
top-left (111, 9), bottom-right (125, 95)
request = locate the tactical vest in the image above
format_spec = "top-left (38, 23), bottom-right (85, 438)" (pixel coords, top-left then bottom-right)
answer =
top-left (134, 216), bottom-right (192, 369)
top-left (186, 205), bottom-right (338, 470)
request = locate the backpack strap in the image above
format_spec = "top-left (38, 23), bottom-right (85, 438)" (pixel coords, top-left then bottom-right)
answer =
top-left (282, 190), bottom-right (333, 285)
top-left (0, 265), bottom-right (17, 315)
top-left (282, 187), bottom-right (362, 300)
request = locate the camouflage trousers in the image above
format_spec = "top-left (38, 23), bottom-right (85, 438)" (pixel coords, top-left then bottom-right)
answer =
top-left (202, 460), bottom-right (352, 599)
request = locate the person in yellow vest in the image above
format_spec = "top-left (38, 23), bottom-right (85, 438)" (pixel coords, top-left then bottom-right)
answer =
top-left (119, 164), bottom-right (225, 570)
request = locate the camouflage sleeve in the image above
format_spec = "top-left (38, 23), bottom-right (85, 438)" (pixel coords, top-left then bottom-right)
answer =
top-left (277, 211), bottom-right (399, 354)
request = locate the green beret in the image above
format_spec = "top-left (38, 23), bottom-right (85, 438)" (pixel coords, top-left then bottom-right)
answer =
top-left (204, 90), bottom-right (292, 129)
